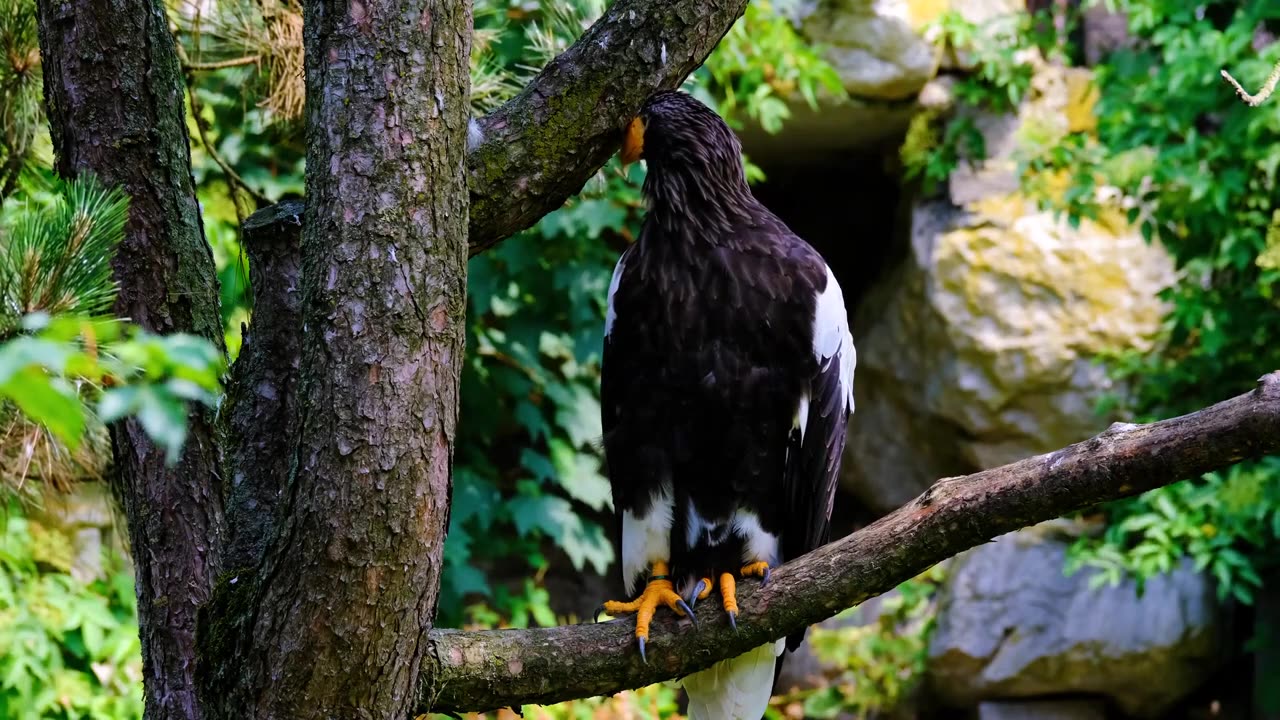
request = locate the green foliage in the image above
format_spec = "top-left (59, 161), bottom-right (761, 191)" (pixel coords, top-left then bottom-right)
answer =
top-left (1067, 460), bottom-right (1280, 605)
top-left (900, 111), bottom-right (986, 195)
top-left (988, 0), bottom-right (1280, 599)
top-left (773, 566), bottom-right (945, 720)
top-left (901, 8), bottom-right (1041, 193)
top-left (0, 313), bottom-right (224, 465)
top-left (0, 504), bottom-right (144, 720)
top-left (444, 165), bottom-right (642, 625)
top-left (0, 177), bottom-right (225, 476)
top-left (0, 0), bottom-right (45, 200)
top-left (695, 0), bottom-right (845, 134)
top-left (0, 176), bottom-right (128, 337)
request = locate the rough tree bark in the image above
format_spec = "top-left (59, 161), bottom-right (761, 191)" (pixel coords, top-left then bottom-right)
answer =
top-left (213, 1), bottom-right (472, 717)
top-left (219, 200), bottom-right (304, 574)
top-left (35, 0), bottom-right (752, 716)
top-left (420, 372), bottom-right (1280, 713)
top-left (35, 2), bottom-right (226, 719)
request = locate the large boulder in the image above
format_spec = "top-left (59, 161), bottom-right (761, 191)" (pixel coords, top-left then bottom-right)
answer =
top-left (740, 0), bottom-right (1024, 161)
top-left (927, 526), bottom-right (1228, 717)
top-left (795, 0), bottom-right (1024, 98)
top-left (840, 63), bottom-right (1172, 514)
top-left (798, 0), bottom-right (948, 101)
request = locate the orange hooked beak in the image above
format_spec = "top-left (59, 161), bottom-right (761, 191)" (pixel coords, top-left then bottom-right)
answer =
top-left (620, 116), bottom-right (645, 165)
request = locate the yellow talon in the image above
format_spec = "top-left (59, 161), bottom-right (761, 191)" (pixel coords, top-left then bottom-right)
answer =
top-left (695, 577), bottom-right (713, 601)
top-left (595, 561), bottom-right (694, 661)
top-left (720, 572), bottom-right (738, 618)
top-left (741, 561), bottom-right (771, 582)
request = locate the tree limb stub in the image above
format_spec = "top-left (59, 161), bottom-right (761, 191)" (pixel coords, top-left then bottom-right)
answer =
top-left (422, 372), bottom-right (1280, 713)
top-left (464, 0), bottom-right (749, 254)
top-left (220, 201), bottom-right (304, 573)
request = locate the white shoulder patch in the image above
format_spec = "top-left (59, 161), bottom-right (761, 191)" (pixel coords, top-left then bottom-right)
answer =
top-left (605, 248), bottom-right (630, 338)
top-left (813, 265), bottom-right (856, 413)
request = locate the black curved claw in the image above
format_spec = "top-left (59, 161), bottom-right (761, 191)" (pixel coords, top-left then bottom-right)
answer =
top-left (638, 636), bottom-right (648, 664)
top-left (687, 579), bottom-right (708, 609)
top-left (593, 605), bottom-right (606, 623)
top-left (760, 566), bottom-right (771, 588)
top-left (727, 610), bottom-right (737, 631)
top-left (676, 598), bottom-right (697, 626)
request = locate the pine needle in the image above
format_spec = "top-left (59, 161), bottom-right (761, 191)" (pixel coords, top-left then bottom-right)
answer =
top-left (0, 175), bottom-right (129, 335)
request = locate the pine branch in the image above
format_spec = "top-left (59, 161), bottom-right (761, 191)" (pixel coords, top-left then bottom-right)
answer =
top-left (420, 372), bottom-right (1280, 714)
top-left (0, 175), bottom-right (127, 333)
top-left (182, 54), bottom-right (260, 71)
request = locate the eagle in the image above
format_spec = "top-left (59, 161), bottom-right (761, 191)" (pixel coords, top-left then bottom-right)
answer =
top-left (596, 90), bottom-right (856, 719)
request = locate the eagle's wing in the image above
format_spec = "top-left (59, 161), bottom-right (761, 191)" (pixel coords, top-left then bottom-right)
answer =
top-left (601, 245), bottom-right (631, 440)
top-left (601, 245), bottom-right (635, 588)
top-left (781, 263), bottom-right (855, 651)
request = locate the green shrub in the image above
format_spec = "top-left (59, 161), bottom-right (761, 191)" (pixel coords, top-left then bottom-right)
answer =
top-left (0, 504), bottom-right (144, 720)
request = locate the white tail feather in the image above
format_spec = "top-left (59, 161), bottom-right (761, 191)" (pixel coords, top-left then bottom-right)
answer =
top-left (680, 640), bottom-right (784, 720)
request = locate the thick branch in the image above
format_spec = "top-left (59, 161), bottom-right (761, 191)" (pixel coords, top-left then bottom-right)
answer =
top-left (246, 1), bottom-right (747, 254)
top-left (465, 0), bottom-right (748, 253)
top-left (421, 372), bottom-right (1280, 713)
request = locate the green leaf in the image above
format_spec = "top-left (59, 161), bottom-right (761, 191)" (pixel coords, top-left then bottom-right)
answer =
top-left (508, 494), bottom-right (575, 538)
top-left (97, 386), bottom-right (141, 423)
top-left (550, 440), bottom-right (612, 511)
top-left (1, 368), bottom-right (85, 447)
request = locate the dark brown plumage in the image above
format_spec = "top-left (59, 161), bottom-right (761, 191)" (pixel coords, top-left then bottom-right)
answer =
top-left (599, 91), bottom-right (856, 719)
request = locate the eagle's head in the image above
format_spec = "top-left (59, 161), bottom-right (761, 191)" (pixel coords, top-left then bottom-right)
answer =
top-left (620, 91), bottom-right (751, 221)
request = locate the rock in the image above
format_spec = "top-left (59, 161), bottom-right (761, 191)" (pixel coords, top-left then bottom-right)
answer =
top-left (977, 699), bottom-right (1108, 720)
top-left (948, 59), bottom-right (1093, 206)
top-left (737, 97), bottom-right (921, 164)
top-left (798, 0), bottom-right (947, 100)
top-left (840, 62), bottom-right (1172, 515)
top-left (928, 527), bottom-right (1228, 717)
top-left (28, 481), bottom-right (119, 583)
top-left (948, 0), bottom-right (1022, 24)
top-left (1081, 3), bottom-right (1133, 66)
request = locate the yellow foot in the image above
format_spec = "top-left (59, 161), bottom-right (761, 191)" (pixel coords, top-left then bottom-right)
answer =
top-left (685, 576), bottom-right (714, 608)
top-left (719, 561), bottom-right (772, 630)
top-left (741, 561), bottom-right (772, 585)
top-left (593, 561), bottom-right (694, 663)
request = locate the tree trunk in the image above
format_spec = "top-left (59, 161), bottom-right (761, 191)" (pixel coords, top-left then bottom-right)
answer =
top-left (35, 2), bottom-right (226, 719)
top-left (211, 1), bottom-right (471, 716)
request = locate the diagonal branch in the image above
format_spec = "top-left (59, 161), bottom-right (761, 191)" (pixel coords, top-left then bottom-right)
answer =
top-left (249, 0), bottom-right (748, 255)
top-left (420, 372), bottom-right (1280, 714)
top-left (464, 0), bottom-right (749, 254)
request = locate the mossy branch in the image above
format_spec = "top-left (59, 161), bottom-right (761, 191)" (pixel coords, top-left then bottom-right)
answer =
top-left (420, 372), bottom-right (1280, 714)
top-left (464, 0), bottom-right (750, 254)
